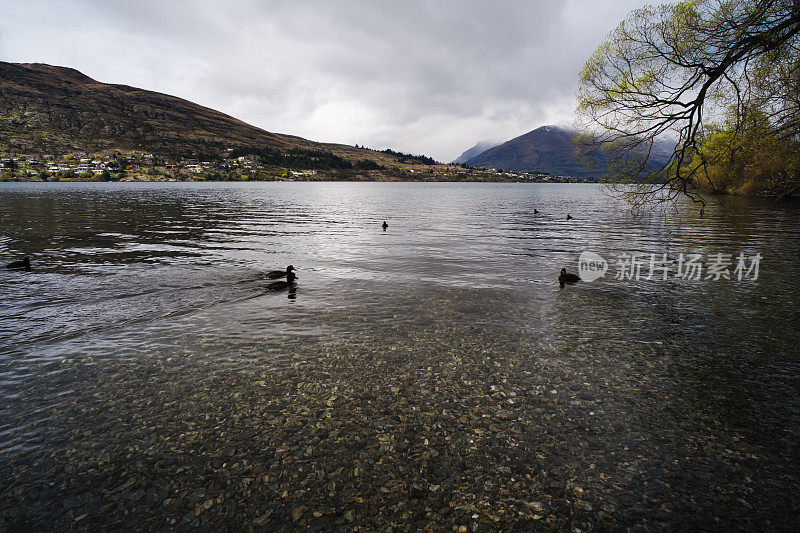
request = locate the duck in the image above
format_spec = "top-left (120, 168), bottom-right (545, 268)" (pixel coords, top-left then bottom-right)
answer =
top-left (267, 271), bottom-right (297, 291)
top-left (534, 209), bottom-right (539, 214)
top-left (566, 214), bottom-right (573, 220)
top-left (6, 256), bottom-right (31, 272)
top-left (558, 268), bottom-right (580, 288)
top-left (382, 221), bottom-right (388, 230)
top-left (266, 265), bottom-right (295, 279)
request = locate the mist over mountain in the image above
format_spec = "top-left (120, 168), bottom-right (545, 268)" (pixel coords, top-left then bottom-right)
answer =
top-left (452, 140), bottom-right (501, 164)
top-left (465, 125), bottom-right (600, 178)
top-left (464, 125), bottom-right (674, 179)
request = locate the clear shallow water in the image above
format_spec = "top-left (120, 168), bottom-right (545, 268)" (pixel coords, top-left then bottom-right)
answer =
top-left (1, 182), bottom-right (799, 527)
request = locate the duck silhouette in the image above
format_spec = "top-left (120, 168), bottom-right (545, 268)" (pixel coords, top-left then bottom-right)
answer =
top-left (566, 214), bottom-right (573, 220)
top-left (266, 265), bottom-right (294, 279)
top-left (267, 271), bottom-right (297, 291)
top-left (382, 221), bottom-right (388, 230)
top-left (558, 268), bottom-right (580, 288)
top-left (6, 257), bottom-right (31, 272)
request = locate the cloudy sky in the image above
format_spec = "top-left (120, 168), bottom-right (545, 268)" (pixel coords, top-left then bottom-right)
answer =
top-left (0, 0), bottom-right (651, 161)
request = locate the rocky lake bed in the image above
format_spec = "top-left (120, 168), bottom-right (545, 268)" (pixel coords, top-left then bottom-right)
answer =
top-left (1, 182), bottom-right (798, 530)
top-left (3, 290), bottom-right (798, 531)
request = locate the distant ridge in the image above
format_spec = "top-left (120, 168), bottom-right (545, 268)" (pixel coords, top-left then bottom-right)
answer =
top-left (452, 140), bottom-right (501, 164)
top-left (465, 125), bottom-right (673, 179)
top-left (0, 62), bottom-right (418, 169)
top-left (0, 62), bottom-right (311, 155)
top-left (466, 125), bottom-right (604, 178)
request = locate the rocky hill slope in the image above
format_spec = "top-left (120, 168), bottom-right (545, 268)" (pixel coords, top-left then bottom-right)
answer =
top-left (0, 62), bottom-right (413, 170)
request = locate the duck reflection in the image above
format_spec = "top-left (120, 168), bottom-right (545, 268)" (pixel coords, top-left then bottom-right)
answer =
top-left (266, 271), bottom-right (296, 291)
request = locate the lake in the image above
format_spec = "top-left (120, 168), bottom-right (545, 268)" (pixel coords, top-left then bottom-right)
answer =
top-left (1, 181), bottom-right (798, 530)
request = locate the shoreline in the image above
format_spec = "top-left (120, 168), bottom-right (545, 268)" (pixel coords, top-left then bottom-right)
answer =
top-left (0, 176), bottom-right (601, 184)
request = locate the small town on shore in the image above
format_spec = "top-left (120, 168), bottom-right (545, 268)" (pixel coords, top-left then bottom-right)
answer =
top-left (0, 149), bottom-right (590, 183)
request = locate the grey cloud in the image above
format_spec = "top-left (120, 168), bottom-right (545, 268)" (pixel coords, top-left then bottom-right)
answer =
top-left (1, 0), bottom-right (650, 161)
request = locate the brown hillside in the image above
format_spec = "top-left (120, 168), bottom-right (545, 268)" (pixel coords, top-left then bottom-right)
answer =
top-left (0, 62), bottom-right (331, 156)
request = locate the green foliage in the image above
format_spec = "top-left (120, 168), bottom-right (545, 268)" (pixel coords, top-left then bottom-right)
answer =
top-left (577, 0), bottom-right (800, 203)
top-left (685, 108), bottom-right (800, 196)
top-left (354, 159), bottom-right (385, 170)
top-left (228, 146), bottom-right (354, 170)
top-left (379, 148), bottom-right (438, 165)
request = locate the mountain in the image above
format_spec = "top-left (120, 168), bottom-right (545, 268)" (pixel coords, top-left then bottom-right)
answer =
top-left (465, 125), bottom-right (602, 178)
top-left (0, 62), bottom-right (407, 168)
top-left (0, 62), bottom-right (305, 155)
top-left (466, 125), bottom-right (674, 179)
top-left (452, 140), bottom-right (501, 164)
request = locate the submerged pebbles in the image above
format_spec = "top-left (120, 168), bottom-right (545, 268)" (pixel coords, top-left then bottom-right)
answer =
top-left (1, 288), bottom-right (798, 531)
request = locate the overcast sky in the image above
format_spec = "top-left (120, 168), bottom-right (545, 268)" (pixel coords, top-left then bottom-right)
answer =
top-left (0, 0), bottom-right (652, 161)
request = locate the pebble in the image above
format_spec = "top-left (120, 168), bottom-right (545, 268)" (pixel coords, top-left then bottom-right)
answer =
top-left (0, 293), bottom-right (797, 531)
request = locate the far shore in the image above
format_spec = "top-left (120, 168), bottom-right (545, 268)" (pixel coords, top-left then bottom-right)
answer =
top-left (0, 175), bottom-right (603, 184)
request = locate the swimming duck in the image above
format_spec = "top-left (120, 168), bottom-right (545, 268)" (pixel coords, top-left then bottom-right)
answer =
top-left (266, 265), bottom-right (295, 279)
top-left (558, 268), bottom-right (580, 288)
top-left (267, 271), bottom-right (297, 291)
top-left (382, 221), bottom-right (388, 230)
top-left (6, 257), bottom-right (31, 272)
top-left (534, 209), bottom-right (539, 214)
top-left (566, 214), bottom-right (573, 220)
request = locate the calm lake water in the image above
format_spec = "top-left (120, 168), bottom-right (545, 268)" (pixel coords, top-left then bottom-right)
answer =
top-left (1, 181), bottom-right (799, 528)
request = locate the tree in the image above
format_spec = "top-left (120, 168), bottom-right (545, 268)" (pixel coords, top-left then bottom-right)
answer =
top-left (576, 0), bottom-right (800, 205)
top-left (683, 106), bottom-right (800, 195)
